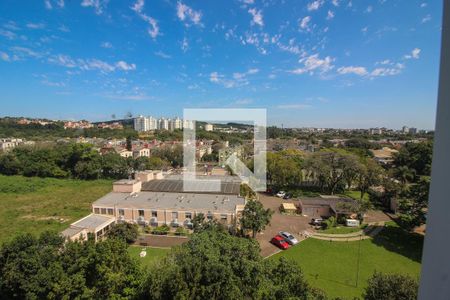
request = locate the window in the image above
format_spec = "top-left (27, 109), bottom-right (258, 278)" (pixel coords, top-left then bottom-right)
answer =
top-left (207, 213), bottom-right (213, 220)
top-left (107, 208), bottom-right (114, 215)
top-left (118, 209), bottom-right (124, 216)
top-left (138, 210), bottom-right (144, 217)
top-left (172, 212), bottom-right (178, 219)
top-left (220, 214), bottom-right (228, 221)
top-left (185, 212), bottom-right (192, 219)
top-left (151, 210), bottom-right (157, 217)
top-left (94, 207), bottom-right (99, 214)
top-left (100, 208), bottom-right (106, 215)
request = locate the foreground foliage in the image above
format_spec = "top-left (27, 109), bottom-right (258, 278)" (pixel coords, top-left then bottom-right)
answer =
top-left (141, 229), bottom-right (325, 300)
top-left (364, 272), bottom-right (419, 300)
top-left (0, 232), bottom-right (142, 299)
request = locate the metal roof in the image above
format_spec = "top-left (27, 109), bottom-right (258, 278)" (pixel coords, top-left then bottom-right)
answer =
top-left (141, 178), bottom-right (241, 195)
top-left (71, 214), bottom-right (115, 230)
top-left (93, 191), bottom-right (245, 213)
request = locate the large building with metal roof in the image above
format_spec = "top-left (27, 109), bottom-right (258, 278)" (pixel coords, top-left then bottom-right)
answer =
top-left (61, 172), bottom-right (246, 240)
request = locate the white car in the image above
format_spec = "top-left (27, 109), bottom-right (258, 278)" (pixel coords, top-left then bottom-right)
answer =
top-left (279, 231), bottom-right (299, 245)
top-left (276, 191), bottom-right (286, 198)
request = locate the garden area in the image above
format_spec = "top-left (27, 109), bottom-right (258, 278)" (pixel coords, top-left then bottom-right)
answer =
top-left (271, 222), bottom-right (423, 299)
top-left (0, 175), bottom-right (112, 244)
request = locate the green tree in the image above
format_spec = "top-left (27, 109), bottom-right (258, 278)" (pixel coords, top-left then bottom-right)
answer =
top-left (240, 200), bottom-right (273, 238)
top-left (0, 231), bottom-right (143, 299)
top-left (394, 142), bottom-right (433, 177)
top-left (126, 136), bottom-right (133, 151)
top-left (140, 229), bottom-right (321, 300)
top-left (398, 178), bottom-right (430, 230)
top-left (357, 158), bottom-right (383, 200)
top-left (107, 222), bottom-right (139, 244)
top-left (364, 272), bottom-right (418, 300)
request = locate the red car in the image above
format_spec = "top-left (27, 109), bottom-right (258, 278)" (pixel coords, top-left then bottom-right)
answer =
top-left (271, 235), bottom-right (290, 250)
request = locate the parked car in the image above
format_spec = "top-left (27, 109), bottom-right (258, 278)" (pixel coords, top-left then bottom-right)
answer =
top-left (310, 218), bottom-right (324, 226)
top-left (271, 235), bottom-right (290, 250)
top-left (279, 231), bottom-right (299, 245)
top-left (283, 193), bottom-right (292, 199)
top-left (276, 191), bottom-right (286, 198)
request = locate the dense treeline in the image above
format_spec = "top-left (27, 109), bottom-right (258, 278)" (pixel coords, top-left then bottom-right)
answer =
top-left (0, 227), bottom-right (419, 300)
top-left (266, 149), bottom-right (383, 198)
top-left (0, 143), bottom-right (173, 179)
top-left (0, 118), bottom-right (138, 140)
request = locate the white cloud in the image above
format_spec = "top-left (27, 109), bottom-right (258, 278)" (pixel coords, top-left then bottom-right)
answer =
top-left (48, 54), bottom-right (77, 68)
top-left (26, 23), bottom-right (45, 29)
top-left (370, 63), bottom-right (404, 77)
top-left (276, 104), bottom-right (312, 109)
top-left (100, 42), bottom-right (112, 48)
top-left (131, 0), bottom-right (144, 13)
top-left (337, 66), bottom-right (368, 76)
top-left (131, 0), bottom-right (160, 39)
top-left (181, 37), bottom-right (189, 52)
top-left (422, 14), bottom-right (431, 23)
top-left (307, 0), bottom-right (324, 11)
top-left (326, 10), bottom-right (335, 20)
top-left (177, 2), bottom-right (202, 26)
top-left (420, 3), bottom-right (427, 8)
top-left (154, 51), bottom-right (171, 59)
top-left (48, 54), bottom-right (136, 72)
top-left (81, 0), bottom-right (108, 15)
top-left (0, 29), bottom-right (16, 39)
top-left (210, 68), bottom-right (258, 88)
top-left (45, 0), bottom-right (64, 9)
top-left (332, 0), bottom-right (339, 6)
top-left (290, 53), bottom-right (334, 75)
top-left (404, 48), bottom-right (421, 59)
top-left (58, 25), bottom-right (70, 32)
top-left (248, 8), bottom-right (264, 26)
top-left (0, 51), bottom-right (10, 62)
top-left (115, 61), bottom-right (136, 71)
top-left (300, 16), bottom-right (311, 31)
top-left (147, 17), bottom-right (159, 39)
top-left (366, 6), bottom-right (373, 13)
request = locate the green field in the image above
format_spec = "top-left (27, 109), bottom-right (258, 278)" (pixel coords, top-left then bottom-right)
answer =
top-left (128, 246), bottom-right (171, 268)
top-left (271, 222), bottom-right (423, 299)
top-left (0, 175), bottom-right (113, 244)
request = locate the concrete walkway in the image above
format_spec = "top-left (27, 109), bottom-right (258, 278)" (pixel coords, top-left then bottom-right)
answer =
top-left (310, 222), bottom-right (386, 242)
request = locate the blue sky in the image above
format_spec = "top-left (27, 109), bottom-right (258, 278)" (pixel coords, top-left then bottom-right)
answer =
top-left (0, 0), bottom-right (443, 129)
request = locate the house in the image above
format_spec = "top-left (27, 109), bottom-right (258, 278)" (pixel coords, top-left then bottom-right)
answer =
top-left (298, 196), bottom-right (359, 219)
top-left (133, 147), bottom-right (150, 158)
top-left (61, 214), bottom-right (116, 242)
top-left (370, 147), bottom-right (399, 165)
top-left (118, 149), bottom-right (133, 158)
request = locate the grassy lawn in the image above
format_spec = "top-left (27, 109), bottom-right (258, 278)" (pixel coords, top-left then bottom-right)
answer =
top-left (128, 246), bottom-right (171, 268)
top-left (0, 175), bottom-right (113, 244)
top-left (342, 190), bottom-right (369, 201)
top-left (271, 222), bottom-right (423, 299)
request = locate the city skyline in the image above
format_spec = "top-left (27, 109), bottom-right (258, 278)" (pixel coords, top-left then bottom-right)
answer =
top-left (0, 0), bottom-right (443, 129)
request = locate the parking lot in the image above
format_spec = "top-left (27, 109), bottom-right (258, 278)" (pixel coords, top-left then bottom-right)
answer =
top-left (256, 193), bottom-right (312, 257)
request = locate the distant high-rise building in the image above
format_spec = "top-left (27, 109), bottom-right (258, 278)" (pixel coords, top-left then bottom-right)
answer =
top-left (409, 127), bottom-right (418, 135)
top-left (205, 123), bottom-right (214, 131)
top-left (402, 126), bottom-right (409, 134)
top-left (134, 115), bottom-right (148, 132)
top-left (158, 118), bottom-right (169, 130)
top-left (134, 116), bottom-right (194, 132)
top-left (169, 117), bottom-right (182, 131)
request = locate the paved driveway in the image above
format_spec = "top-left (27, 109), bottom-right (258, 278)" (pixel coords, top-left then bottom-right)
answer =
top-left (256, 193), bottom-right (312, 257)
